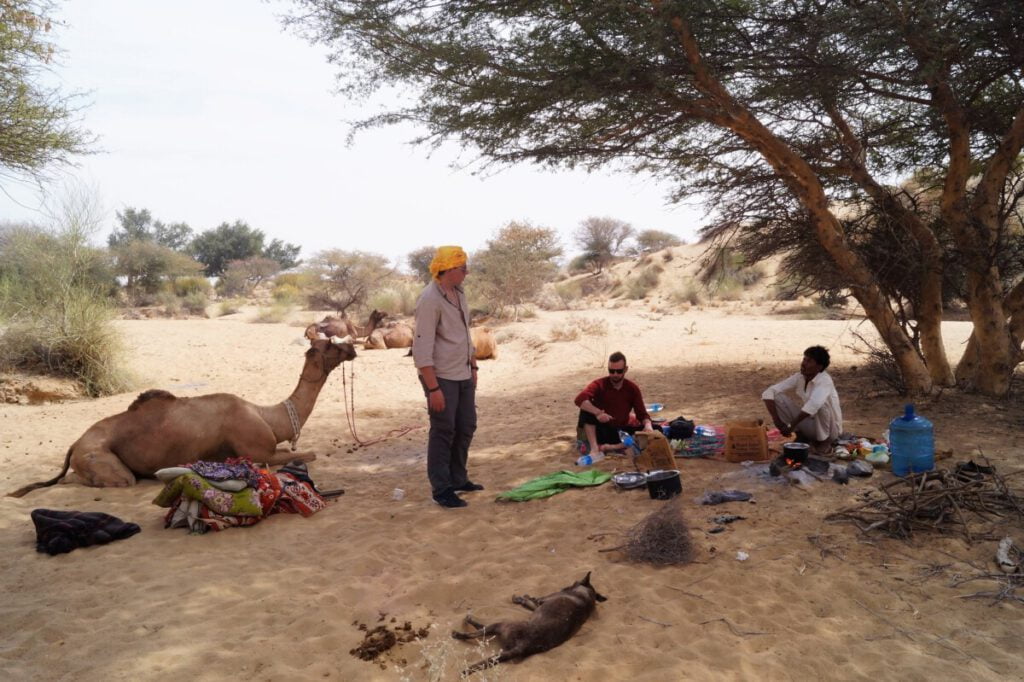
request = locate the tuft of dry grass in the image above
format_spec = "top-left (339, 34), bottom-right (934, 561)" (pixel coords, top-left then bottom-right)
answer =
top-left (549, 314), bottom-right (609, 342)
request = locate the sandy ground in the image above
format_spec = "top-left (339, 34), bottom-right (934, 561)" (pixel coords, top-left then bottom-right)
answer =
top-left (1, 306), bottom-right (1023, 681)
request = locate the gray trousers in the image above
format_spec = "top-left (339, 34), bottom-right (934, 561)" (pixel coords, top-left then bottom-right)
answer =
top-left (426, 378), bottom-right (477, 496)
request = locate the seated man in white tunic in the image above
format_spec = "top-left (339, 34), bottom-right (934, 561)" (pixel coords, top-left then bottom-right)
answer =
top-left (762, 345), bottom-right (842, 456)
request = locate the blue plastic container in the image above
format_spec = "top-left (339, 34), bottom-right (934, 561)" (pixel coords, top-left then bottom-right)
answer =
top-left (888, 404), bottom-right (934, 476)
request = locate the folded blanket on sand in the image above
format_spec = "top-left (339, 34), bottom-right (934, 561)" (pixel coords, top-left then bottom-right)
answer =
top-left (497, 470), bottom-right (612, 502)
top-left (31, 509), bottom-right (141, 555)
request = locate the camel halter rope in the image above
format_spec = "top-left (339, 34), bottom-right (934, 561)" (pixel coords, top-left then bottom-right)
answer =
top-left (340, 360), bottom-right (424, 447)
top-left (284, 398), bottom-right (301, 451)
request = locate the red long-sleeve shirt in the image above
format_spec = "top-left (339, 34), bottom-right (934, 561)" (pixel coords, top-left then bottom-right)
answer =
top-left (574, 377), bottom-right (651, 428)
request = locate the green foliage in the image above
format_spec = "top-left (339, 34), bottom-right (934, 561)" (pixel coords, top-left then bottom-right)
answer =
top-left (263, 238), bottom-right (302, 270)
top-left (189, 220), bottom-right (265, 276)
top-left (406, 245), bottom-right (436, 283)
top-left (0, 0), bottom-right (91, 181)
top-left (306, 249), bottom-right (393, 314)
top-left (0, 290), bottom-right (130, 396)
top-left (107, 207), bottom-right (193, 251)
top-left (473, 220), bottom-right (563, 319)
top-left (111, 240), bottom-right (203, 303)
top-left (171, 276), bottom-right (212, 297)
top-left (153, 289), bottom-right (181, 316)
top-left (0, 209), bottom-right (128, 395)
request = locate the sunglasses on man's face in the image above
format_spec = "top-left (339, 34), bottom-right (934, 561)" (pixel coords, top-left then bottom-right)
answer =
top-left (608, 367), bottom-right (626, 374)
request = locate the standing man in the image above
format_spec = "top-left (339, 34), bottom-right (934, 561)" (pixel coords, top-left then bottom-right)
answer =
top-left (574, 351), bottom-right (654, 457)
top-left (762, 345), bottom-right (843, 456)
top-left (412, 246), bottom-right (482, 508)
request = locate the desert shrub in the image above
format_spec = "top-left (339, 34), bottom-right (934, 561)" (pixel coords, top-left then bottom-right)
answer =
top-left (817, 288), bottom-right (849, 308)
top-left (154, 290), bottom-right (182, 316)
top-left (274, 272), bottom-right (318, 290)
top-left (367, 280), bottom-right (420, 316)
top-left (554, 280), bottom-right (583, 305)
top-left (670, 282), bottom-right (704, 306)
top-left (182, 292), bottom-right (209, 316)
top-left (550, 314), bottom-right (608, 341)
top-left (216, 266), bottom-right (249, 297)
top-left (0, 290), bottom-right (130, 397)
top-left (715, 279), bottom-right (743, 301)
top-left (216, 299), bottom-right (244, 317)
top-left (737, 264), bottom-right (766, 287)
top-left (662, 250), bottom-right (674, 263)
top-left (0, 213), bottom-right (130, 396)
top-left (624, 265), bottom-right (662, 300)
top-left (172, 276), bottom-right (213, 297)
top-left (273, 283), bottom-right (303, 305)
top-left (252, 304), bottom-right (291, 323)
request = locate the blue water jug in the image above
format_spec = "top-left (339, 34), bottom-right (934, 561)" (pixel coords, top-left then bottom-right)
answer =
top-left (889, 404), bottom-right (934, 476)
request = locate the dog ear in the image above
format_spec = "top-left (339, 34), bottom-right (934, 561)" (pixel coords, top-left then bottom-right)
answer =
top-left (581, 571), bottom-right (592, 586)
top-left (594, 591), bottom-right (608, 602)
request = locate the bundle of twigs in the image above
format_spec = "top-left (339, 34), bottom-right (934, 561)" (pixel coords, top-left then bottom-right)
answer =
top-left (825, 465), bottom-right (1024, 542)
top-left (601, 500), bottom-right (695, 565)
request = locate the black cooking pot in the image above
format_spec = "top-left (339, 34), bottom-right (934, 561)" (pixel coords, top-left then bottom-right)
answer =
top-left (782, 442), bottom-right (810, 465)
top-left (646, 470), bottom-right (682, 500)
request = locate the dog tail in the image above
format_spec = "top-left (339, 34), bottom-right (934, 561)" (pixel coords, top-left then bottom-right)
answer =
top-left (6, 446), bottom-right (73, 498)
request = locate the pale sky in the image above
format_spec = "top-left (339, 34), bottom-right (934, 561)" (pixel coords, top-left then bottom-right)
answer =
top-left (0, 0), bottom-right (705, 266)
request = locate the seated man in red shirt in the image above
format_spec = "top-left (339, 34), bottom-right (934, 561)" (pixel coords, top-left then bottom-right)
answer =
top-left (574, 351), bottom-right (654, 456)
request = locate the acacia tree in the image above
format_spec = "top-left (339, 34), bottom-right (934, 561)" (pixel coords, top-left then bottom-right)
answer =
top-left (0, 0), bottom-right (91, 184)
top-left (574, 217), bottom-right (635, 273)
top-left (288, 0), bottom-right (1024, 395)
top-left (474, 221), bottom-right (562, 319)
top-left (306, 249), bottom-right (393, 315)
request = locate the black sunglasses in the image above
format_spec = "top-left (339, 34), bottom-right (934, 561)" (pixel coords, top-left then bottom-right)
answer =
top-left (607, 368), bottom-right (626, 374)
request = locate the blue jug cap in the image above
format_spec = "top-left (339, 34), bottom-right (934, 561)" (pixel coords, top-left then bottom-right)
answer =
top-left (903, 404), bottom-right (915, 421)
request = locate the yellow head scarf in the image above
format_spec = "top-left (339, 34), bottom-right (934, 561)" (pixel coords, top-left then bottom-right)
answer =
top-left (429, 245), bottom-right (468, 280)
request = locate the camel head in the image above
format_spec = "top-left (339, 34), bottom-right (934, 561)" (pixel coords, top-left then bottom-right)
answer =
top-left (306, 335), bottom-right (357, 378)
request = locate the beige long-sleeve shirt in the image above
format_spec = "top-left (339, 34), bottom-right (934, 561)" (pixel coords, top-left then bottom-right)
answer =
top-left (412, 281), bottom-right (475, 381)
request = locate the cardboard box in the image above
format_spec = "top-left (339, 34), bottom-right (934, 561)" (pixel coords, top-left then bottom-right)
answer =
top-left (724, 420), bottom-right (770, 462)
top-left (635, 430), bottom-right (677, 471)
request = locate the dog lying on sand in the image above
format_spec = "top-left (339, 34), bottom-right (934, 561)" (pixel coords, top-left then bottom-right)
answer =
top-left (451, 572), bottom-right (607, 675)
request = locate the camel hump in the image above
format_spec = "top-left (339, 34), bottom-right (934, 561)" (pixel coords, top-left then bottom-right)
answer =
top-left (128, 389), bottom-right (177, 411)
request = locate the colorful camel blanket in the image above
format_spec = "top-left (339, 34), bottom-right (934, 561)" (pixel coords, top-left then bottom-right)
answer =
top-left (496, 470), bottom-right (612, 502)
top-left (31, 509), bottom-right (141, 555)
top-left (153, 458), bottom-right (328, 534)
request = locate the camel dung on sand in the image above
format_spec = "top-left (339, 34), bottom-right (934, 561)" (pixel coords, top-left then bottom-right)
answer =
top-left (7, 332), bottom-right (357, 497)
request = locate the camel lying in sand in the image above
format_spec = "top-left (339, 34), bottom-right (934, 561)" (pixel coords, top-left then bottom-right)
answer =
top-left (365, 321), bottom-right (415, 350)
top-left (470, 327), bottom-right (497, 360)
top-left (307, 310), bottom-right (385, 341)
top-left (8, 333), bottom-right (357, 496)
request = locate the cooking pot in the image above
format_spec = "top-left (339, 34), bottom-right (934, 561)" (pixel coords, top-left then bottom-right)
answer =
top-left (646, 469), bottom-right (682, 500)
top-left (782, 442), bottom-right (810, 465)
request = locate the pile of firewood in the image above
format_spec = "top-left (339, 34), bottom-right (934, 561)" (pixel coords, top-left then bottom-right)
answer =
top-left (825, 463), bottom-right (1024, 542)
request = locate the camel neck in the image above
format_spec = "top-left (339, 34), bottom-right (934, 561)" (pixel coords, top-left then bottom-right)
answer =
top-left (262, 356), bottom-right (332, 446)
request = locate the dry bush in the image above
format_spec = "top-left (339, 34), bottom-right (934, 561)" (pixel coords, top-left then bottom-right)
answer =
top-left (181, 292), bottom-right (209, 316)
top-left (670, 282), bottom-right (704, 306)
top-left (216, 299), bottom-right (244, 317)
top-left (252, 304), bottom-right (292, 323)
top-left (623, 265), bottom-right (662, 300)
top-left (616, 500), bottom-right (695, 565)
top-left (549, 315), bottom-right (608, 342)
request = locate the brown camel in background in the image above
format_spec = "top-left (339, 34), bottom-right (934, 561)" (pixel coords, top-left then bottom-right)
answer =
top-left (307, 310), bottom-right (386, 342)
top-left (7, 334), bottom-right (357, 496)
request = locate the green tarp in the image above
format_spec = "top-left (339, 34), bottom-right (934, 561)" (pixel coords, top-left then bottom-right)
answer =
top-left (496, 469), bottom-right (612, 502)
